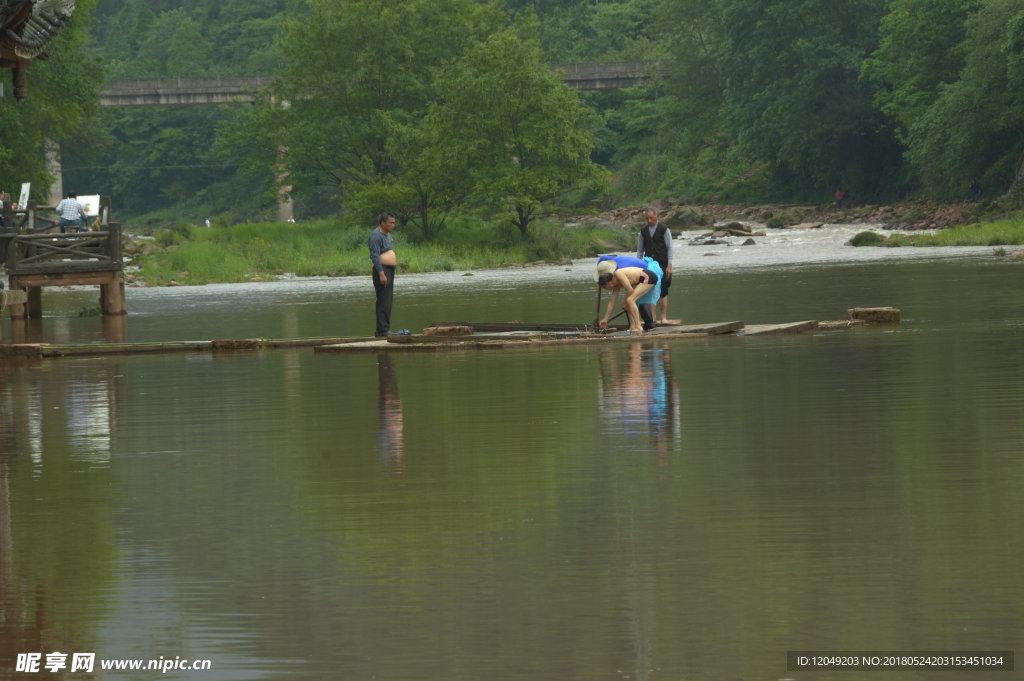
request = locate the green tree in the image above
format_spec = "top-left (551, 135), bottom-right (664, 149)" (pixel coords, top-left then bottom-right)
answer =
top-left (904, 0), bottom-right (1024, 197)
top-left (861, 0), bottom-right (979, 143)
top-left (166, 18), bottom-right (214, 76)
top-left (713, 0), bottom-right (902, 200)
top-left (250, 0), bottom-right (501, 218)
top-left (101, 0), bottom-right (156, 78)
top-left (349, 115), bottom-right (471, 241)
top-left (425, 17), bottom-right (607, 235)
top-left (0, 0), bottom-right (103, 202)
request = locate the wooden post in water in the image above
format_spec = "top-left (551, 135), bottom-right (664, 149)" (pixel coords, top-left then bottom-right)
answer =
top-left (100, 273), bottom-right (127, 315)
top-left (0, 289), bottom-right (27, 341)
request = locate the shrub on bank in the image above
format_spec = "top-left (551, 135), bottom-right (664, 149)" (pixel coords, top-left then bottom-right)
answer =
top-left (849, 231), bottom-right (885, 247)
top-left (132, 217), bottom-right (632, 286)
top-left (847, 211), bottom-right (1024, 248)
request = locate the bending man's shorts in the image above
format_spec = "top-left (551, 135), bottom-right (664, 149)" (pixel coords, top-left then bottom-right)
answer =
top-left (659, 270), bottom-right (672, 299)
top-left (637, 261), bottom-right (662, 307)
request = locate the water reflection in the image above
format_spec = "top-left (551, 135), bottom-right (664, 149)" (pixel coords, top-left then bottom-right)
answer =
top-left (4, 313), bottom-right (126, 345)
top-left (598, 343), bottom-right (681, 454)
top-left (0, 358), bottom-right (124, 471)
top-left (376, 353), bottom-right (405, 476)
top-left (0, 458), bottom-right (52, 672)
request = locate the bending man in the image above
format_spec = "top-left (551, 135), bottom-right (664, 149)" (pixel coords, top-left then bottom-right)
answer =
top-left (594, 258), bottom-right (661, 335)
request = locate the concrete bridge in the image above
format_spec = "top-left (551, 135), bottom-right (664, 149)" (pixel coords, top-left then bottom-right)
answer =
top-left (100, 62), bottom-right (666, 106)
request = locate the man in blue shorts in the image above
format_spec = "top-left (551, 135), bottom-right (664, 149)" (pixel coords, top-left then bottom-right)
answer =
top-left (594, 257), bottom-right (662, 334)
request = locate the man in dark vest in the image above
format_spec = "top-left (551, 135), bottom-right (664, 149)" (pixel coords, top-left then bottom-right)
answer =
top-left (636, 207), bottom-right (673, 324)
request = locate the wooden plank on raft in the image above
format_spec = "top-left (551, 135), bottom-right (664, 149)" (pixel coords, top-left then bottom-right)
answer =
top-left (429, 321), bottom-right (593, 333)
top-left (1, 310), bottom-right (900, 360)
top-left (648, 321), bottom-right (745, 336)
top-left (740, 320), bottom-right (818, 335)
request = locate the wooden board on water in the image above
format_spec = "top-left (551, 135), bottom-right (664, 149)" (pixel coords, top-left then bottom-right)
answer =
top-left (0, 336), bottom-right (360, 359)
top-left (2, 310), bottom-right (898, 360)
top-left (740, 320), bottom-right (818, 335)
top-left (316, 323), bottom-right (737, 353)
top-left (649, 321), bottom-right (744, 336)
top-left (429, 321), bottom-right (594, 333)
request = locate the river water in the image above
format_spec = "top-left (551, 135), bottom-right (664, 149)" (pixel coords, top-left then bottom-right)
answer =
top-left (1, 226), bottom-right (1022, 680)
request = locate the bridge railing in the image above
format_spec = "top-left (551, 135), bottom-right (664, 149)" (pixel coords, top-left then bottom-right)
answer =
top-left (99, 62), bottom-right (669, 104)
top-left (105, 74), bottom-right (269, 93)
top-left (1, 198), bottom-right (121, 275)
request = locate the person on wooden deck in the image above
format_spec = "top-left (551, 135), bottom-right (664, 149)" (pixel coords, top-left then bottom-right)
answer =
top-left (368, 211), bottom-right (398, 337)
top-left (594, 259), bottom-right (660, 335)
top-left (596, 254), bottom-right (661, 330)
top-left (56, 192), bottom-right (88, 233)
top-left (637, 207), bottom-right (673, 324)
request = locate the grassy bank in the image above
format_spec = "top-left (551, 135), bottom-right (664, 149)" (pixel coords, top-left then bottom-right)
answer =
top-left (130, 217), bottom-right (636, 286)
top-left (851, 210), bottom-right (1024, 247)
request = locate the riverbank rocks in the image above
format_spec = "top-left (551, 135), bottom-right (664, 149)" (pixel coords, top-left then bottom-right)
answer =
top-left (766, 208), bottom-right (806, 228)
top-left (564, 198), bottom-right (990, 234)
top-left (661, 206), bottom-right (713, 229)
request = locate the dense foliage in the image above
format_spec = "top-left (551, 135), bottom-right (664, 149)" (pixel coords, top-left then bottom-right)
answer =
top-left (11, 0), bottom-right (1024, 228)
top-left (0, 0), bottom-right (104, 202)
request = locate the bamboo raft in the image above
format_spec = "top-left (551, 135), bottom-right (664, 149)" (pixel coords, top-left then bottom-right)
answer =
top-left (0, 308), bottom-right (899, 360)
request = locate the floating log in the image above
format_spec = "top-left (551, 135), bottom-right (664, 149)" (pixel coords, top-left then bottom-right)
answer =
top-left (848, 307), bottom-right (901, 323)
top-left (211, 338), bottom-right (262, 350)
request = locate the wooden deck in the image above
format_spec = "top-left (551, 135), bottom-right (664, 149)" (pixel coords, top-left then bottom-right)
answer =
top-left (2, 199), bottom-right (126, 319)
top-left (0, 309), bottom-right (900, 360)
top-left (314, 319), bottom-right (807, 354)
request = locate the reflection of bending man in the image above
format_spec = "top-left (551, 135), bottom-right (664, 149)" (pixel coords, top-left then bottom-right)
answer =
top-left (595, 259), bottom-right (661, 334)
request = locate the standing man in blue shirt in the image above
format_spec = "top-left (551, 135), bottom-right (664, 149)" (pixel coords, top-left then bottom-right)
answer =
top-left (368, 212), bottom-right (397, 337)
top-left (637, 207), bottom-right (673, 324)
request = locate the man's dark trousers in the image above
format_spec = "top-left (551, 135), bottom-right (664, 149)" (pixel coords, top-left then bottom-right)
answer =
top-left (373, 265), bottom-right (395, 336)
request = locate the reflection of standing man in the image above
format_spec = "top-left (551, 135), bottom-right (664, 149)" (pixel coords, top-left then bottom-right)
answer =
top-left (377, 353), bottom-right (405, 476)
top-left (368, 212), bottom-right (397, 337)
top-left (637, 207), bottom-right (673, 325)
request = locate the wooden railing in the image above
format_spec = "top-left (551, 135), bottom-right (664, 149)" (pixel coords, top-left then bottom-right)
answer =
top-left (1, 197), bottom-right (122, 275)
top-left (4, 228), bottom-right (123, 274)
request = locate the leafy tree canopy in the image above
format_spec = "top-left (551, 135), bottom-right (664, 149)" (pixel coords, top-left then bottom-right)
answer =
top-left (0, 0), bottom-right (104, 203)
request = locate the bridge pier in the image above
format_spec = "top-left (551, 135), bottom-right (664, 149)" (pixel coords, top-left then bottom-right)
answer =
top-left (45, 139), bottom-right (63, 207)
top-left (6, 271), bottom-right (126, 320)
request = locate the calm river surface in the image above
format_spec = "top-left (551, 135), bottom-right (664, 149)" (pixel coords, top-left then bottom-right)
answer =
top-left (2, 228), bottom-right (1022, 680)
